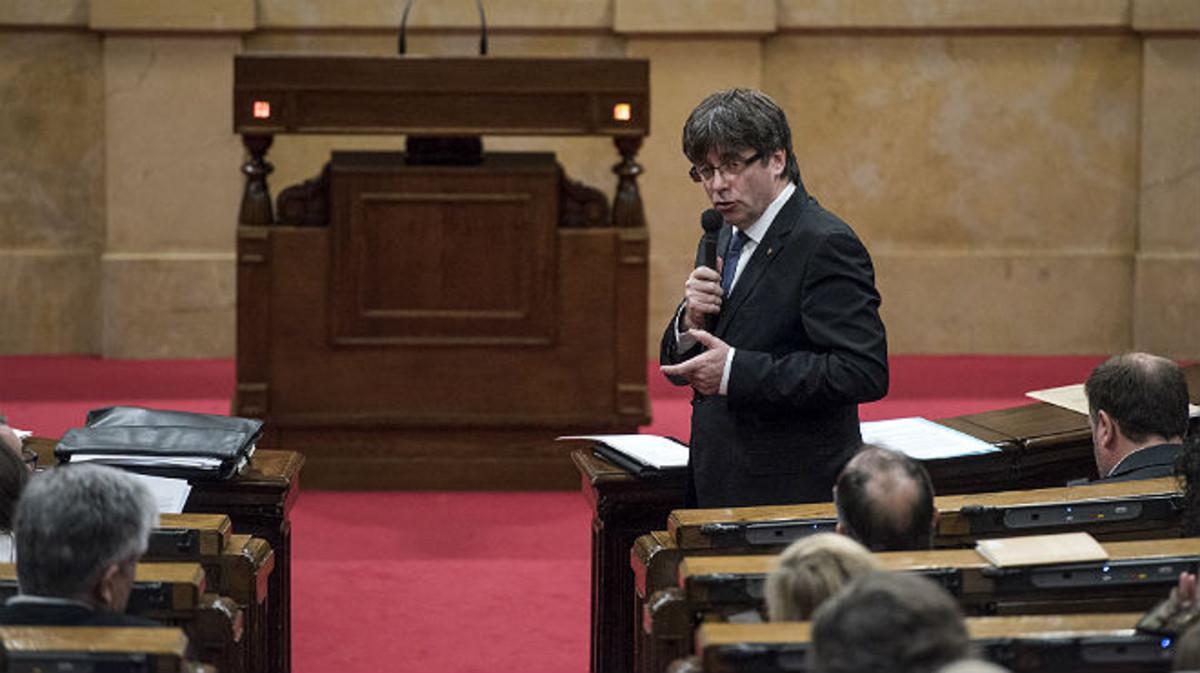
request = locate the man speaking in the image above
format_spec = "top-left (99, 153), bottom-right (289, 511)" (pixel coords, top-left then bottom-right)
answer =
top-left (660, 88), bottom-right (888, 508)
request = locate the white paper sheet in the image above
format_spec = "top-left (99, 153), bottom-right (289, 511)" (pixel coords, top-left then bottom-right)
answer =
top-left (558, 434), bottom-right (688, 469)
top-left (127, 472), bottom-right (192, 513)
top-left (1027, 382), bottom-right (1200, 418)
top-left (860, 417), bottom-right (1001, 461)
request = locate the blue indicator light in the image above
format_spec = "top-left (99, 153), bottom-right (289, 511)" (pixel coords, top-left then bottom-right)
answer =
top-left (1162, 637), bottom-right (1173, 649)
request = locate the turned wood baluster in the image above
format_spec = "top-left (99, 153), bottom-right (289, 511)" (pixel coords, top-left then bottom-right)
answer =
top-left (239, 134), bottom-right (275, 226)
top-left (611, 136), bottom-right (646, 229)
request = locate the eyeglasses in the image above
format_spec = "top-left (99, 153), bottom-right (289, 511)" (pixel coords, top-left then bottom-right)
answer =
top-left (689, 151), bottom-right (763, 183)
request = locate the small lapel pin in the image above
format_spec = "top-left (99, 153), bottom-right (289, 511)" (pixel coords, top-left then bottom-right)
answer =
top-left (767, 247), bottom-right (774, 256)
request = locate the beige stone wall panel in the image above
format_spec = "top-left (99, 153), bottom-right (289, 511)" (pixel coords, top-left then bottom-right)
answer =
top-left (1133, 254), bottom-right (1200, 359)
top-left (90, 0), bottom-right (255, 32)
top-left (763, 35), bottom-right (1140, 253)
top-left (779, 0), bottom-right (1130, 30)
top-left (1133, 0), bottom-right (1200, 32)
top-left (0, 0), bottom-right (86, 26)
top-left (0, 251), bottom-right (98, 354)
top-left (256, 0), bottom-right (611, 30)
top-left (614, 0), bottom-right (776, 35)
top-left (101, 255), bottom-right (235, 358)
top-left (0, 32), bottom-right (104, 250)
top-left (104, 36), bottom-right (243, 253)
top-left (1138, 37), bottom-right (1200, 251)
top-left (876, 251), bottom-right (1133, 354)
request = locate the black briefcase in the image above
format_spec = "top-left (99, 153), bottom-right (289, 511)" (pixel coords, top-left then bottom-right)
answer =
top-left (55, 406), bottom-right (262, 481)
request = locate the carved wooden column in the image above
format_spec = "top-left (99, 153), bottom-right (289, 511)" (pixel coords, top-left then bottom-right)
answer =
top-left (612, 136), bottom-right (646, 229)
top-left (239, 134), bottom-right (275, 226)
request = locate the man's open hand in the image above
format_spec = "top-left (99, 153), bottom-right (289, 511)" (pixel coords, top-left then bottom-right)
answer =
top-left (660, 330), bottom-right (730, 395)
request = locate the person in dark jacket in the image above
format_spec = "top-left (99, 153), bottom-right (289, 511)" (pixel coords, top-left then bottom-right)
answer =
top-left (0, 463), bottom-right (159, 626)
top-left (1085, 352), bottom-right (1189, 483)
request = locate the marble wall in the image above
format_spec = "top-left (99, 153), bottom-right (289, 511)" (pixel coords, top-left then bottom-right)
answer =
top-left (1, 0), bottom-right (1196, 359)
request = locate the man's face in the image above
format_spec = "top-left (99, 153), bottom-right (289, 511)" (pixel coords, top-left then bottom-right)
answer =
top-left (697, 147), bottom-right (786, 228)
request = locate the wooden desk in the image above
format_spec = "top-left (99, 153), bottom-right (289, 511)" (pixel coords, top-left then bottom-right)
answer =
top-left (0, 626), bottom-right (195, 672)
top-left (579, 365), bottom-right (1199, 673)
top-left (148, 514), bottom-right (233, 562)
top-left (0, 562), bottom-right (243, 673)
top-left (636, 539), bottom-right (1199, 673)
top-left (26, 438), bottom-right (302, 673)
top-left (182, 449), bottom-right (301, 673)
top-left (573, 449), bottom-right (687, 673)
top-left (669, 476), bottom-right (1181, 553)
top-left (695, 613), bottom-right (1169, 673)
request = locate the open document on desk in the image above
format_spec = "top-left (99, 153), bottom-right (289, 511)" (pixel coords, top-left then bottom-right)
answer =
top-left (860, 417), bottom-right (1000, 461)
top-left (558, 434), bottom-right (689, 474)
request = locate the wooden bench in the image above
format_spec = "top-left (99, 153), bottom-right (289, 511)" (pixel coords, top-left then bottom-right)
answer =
top-left (693, 612), bottom-right (1172, 673)
top-left (641, 538), bottom-right (1199, 673)
top-left (0, 562), bottom-right (243, 673)
top-left (0, 626), bottom-right (214, 672)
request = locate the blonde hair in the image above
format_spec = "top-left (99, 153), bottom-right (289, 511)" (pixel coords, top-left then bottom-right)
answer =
top-left (765, 533), bottom-right (878, 621)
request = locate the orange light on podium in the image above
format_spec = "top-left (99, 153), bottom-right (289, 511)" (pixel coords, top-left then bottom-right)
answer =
top-left (612, 102), bottom-right (632, 122)
top-left (252, 101), bottom-right (272, 119)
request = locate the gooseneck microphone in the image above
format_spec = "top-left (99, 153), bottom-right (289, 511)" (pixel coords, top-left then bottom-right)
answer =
top-left (700, 209), bottom-right (724, 331)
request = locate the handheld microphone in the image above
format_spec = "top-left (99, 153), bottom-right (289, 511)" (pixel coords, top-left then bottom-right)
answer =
top-left (700, 209), bottom-right (722, 272)
top-left (699, 209), bottom-right (723, 331)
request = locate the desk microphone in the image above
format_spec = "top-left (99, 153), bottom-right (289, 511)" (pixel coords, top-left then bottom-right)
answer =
top-left (700, 209), bottom-right (723, 331)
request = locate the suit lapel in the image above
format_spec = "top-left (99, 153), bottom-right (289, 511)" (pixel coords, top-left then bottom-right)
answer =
top-left (715, 189), bottom-right (807, 337)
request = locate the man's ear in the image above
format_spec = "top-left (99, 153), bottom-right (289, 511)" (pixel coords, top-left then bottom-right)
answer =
top-left (930, 509), bottom-right (940, 533)
top-left (1095, 409), bottom-right (1118, 451)
top-left (834, 521), bottom-right (846, 536)
top-left (93, 563), bottom-right (121, 610)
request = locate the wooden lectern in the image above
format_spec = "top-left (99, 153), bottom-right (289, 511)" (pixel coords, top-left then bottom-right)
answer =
top-left (233, 55), bottom-right (651, 489)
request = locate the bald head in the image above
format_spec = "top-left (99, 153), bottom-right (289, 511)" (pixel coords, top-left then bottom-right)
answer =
top-left (835, 445), bottom-right (935, 551)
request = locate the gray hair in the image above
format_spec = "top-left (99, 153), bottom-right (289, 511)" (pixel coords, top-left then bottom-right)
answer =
top-left (14, 464), bottom-right (158, 598)
top-left (682, 88), bottom-right (802, 185)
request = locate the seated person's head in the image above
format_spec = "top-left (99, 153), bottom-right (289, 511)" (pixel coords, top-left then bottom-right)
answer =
top-left (936, 661), bottom-right (1011, 673)
top-left (765, 532), bottom-right (878, 621)
top-left (1177, 434), bottom-right (1200, 537)
top-left (14, 464), bottom-right (157, 613)
top-left (834, 445), bottom-right (936, 551)
top-left (812, 571), bottom-right (969, 673)
top-left (0, 443), bottom-right (29, 535)
top-left (1086, 352), bottom-right (1188, 476)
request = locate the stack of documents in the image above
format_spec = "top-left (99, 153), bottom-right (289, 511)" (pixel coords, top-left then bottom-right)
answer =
top-left (559, 434), bottom-right (688, 475)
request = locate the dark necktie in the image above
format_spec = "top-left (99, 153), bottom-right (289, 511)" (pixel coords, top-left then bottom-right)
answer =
top-left (721, 231), bottom-right (748, 298)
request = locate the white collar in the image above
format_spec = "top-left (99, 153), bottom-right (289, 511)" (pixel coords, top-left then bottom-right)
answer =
top-left (737, 182), bottom-right (795, 245)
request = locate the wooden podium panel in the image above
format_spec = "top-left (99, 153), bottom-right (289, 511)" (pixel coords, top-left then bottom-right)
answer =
top-left (234, 55), bottom-right (652, 492)
top-left (329, 153), bottom-right (558, 345)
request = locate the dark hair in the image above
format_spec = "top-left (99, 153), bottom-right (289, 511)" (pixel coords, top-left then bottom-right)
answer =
top-left (812, 571), bottom-right (969, 673)
top-left (1085, 353), bottom-right (1189, 443)
top-left (835, 445), bottom-right (936, 551)
top-left (682, 88), bottom-right (802, 185)
top-left (0, 445), bottom-right (28, 532)
top-left (1177, 434), bottom-right (1200, 537)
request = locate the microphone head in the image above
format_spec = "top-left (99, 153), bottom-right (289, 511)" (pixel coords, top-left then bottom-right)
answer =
top-left (700, 209), bottom-right (724, 234)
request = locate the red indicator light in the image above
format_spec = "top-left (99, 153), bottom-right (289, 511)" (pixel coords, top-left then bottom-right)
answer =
top-left (252, 101), bottom-right (271, 119)
top-left (612, 103), bottom-right (632, 122)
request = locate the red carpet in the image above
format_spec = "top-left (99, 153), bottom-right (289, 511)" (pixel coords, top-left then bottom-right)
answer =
top-left (0, 354), bottom-right (1109, 672)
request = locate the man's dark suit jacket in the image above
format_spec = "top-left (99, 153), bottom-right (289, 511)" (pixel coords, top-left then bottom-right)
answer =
top-left (1099, 443), bottom-right (1183, 483)
top-left (0, 601), bottom-right (159, 627)
top-left (661, 184), bottom-right (888, 508)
